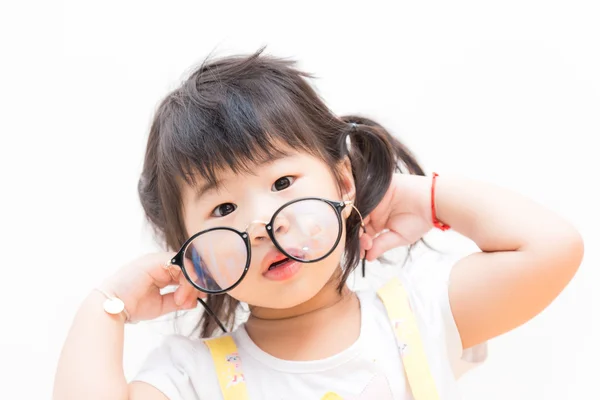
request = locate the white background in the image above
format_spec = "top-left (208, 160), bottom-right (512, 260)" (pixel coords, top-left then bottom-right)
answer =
top-left (0, 1), bottom-right (598, 398)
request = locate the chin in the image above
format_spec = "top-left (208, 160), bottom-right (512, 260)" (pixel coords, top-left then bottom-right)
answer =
top-left (266, 281), bottom-right (327, 309)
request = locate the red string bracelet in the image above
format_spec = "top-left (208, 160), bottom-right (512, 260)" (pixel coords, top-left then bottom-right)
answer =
top-left (431, 173), bottom-right (451, 231)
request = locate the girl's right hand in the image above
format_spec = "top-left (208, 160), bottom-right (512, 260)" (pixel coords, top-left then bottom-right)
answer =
top-left (99, 252), bottom-right (204, 322)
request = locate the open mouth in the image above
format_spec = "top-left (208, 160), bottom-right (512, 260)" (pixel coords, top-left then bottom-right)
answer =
top-left (268, 253), bottom-right (306, 270)
top-left (264, 257), bottom-right (302, 281)
top-left (268, 257), bottom-right (291, 270)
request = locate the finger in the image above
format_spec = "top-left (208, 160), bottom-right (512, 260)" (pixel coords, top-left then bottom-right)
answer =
top-left (160, 293), bottom-right (197, 316)
top-left (363, 222), bottom-right (379, 238)
top-left (174, 270), bottom-right (191, 305)
top-left (360, 216), bottom-right (371, 233)
top-left (176, 272), bottom-right (209, 305)
top-left (158, 264), bottom-right (182, 290)
top-left (145, 252), bottom-right (179, 287)
top-left (359, 233), bottom-right (373, 253)
top-left (174, 273), bottom-right (195, 306)
top-left (182, 289), bottom-right (206, 305)
top-left (364, 195), bottom-right (392, 233)
top-left (365, 231), bottom-right (411, 261)
top-left (181, 259), bottom-right (208, 300)
top-left (359, 233), bottom-right (372, 260)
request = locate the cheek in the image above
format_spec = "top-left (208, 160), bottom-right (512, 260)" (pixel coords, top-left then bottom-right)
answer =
top-left (226, 275), bottom-right (262, 307)
top-left (322, 178), bottom-right (345, 201)
top-left (327, 225), bottom-right (348, 266)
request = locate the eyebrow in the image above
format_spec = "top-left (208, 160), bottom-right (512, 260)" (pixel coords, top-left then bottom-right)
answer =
top-left (193, 150), bottom-right (297, 200)
top-left (194, 179), bottom-right (224, 200)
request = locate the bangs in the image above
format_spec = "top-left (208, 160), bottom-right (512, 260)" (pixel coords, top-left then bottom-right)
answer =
top-left (155, 53), bottom-right (327, 192)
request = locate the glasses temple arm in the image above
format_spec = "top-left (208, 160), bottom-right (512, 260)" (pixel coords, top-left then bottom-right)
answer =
top-left (344, 201), bottom-right (368, 278)
top-left (197, 297), bottom-right (228, 334)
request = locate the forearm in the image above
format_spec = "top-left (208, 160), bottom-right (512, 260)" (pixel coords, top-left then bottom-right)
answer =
top-left (53, 290), bottom-right (129, 400)
top-left (425, 174), bottom-right (583, 347)
top-left (433, 175), bottom-right (583, 255)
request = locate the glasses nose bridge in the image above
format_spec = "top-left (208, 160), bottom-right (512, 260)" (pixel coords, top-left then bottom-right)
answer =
top-left (245, 219), bottom-right (270, 233)
top-left (244, 219), bottom-right (272, 244)
top-left (243, 197), bottom-right (281, 240)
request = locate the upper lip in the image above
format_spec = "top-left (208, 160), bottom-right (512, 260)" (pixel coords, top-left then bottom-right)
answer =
top-left (262, 247), bottom-right (304, 273)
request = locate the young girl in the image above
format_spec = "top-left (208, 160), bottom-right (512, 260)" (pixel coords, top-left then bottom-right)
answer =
top-left (53, 50), bottom-right (584, 400)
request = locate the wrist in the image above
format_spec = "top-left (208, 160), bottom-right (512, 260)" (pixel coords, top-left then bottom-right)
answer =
top-left (431, 173), bottom-right (451, 230)
top-left (87, 290), bottom-right (128, 325)
top-left (396, 173), bottom-right (434, 226)
top-left (96, 280), bottom-right (136, 323)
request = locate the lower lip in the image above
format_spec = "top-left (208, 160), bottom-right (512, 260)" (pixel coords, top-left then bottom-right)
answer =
top-left (263, 259), bottom-right (302, 281)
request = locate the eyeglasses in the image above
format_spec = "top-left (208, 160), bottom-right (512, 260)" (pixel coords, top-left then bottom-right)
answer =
top-left (165, 196), bottom-right (365, 332)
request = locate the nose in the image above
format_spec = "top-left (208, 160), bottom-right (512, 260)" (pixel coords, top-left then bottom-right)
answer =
top-left (246, 213), bottom-right (291, 246)
top-left (247, 220), bottom-right (270, 246)
top-left (271, 213), bottom-right (291, 237)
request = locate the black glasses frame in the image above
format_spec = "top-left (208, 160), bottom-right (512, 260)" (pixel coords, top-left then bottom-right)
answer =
top-left (164, 196), bottom-right (364, 334)
top-left (169, 197), bottom-right (347, 295)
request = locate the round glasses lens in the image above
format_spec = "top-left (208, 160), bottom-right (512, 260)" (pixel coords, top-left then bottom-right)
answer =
top-left (182, 229), bottom-right (248, 292)
top-left (271, 199), bottom-right (341, 262)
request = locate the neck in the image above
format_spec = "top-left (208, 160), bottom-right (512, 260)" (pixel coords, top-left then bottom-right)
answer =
top-left (243, 277), bottom-right (361, 361)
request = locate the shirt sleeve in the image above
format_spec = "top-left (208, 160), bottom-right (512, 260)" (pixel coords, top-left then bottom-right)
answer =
top-left (131, 334), bottom-right (214, 400)
top-left (402, 250), bottom-right (488, 378)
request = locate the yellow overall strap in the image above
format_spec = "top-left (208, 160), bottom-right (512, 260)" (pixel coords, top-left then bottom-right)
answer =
top-left (377, 277), bottom-right (441, 400)
top-left (204, 335), bottom-right (250, 400)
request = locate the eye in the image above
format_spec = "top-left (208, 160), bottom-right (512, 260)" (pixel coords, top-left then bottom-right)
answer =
top-left (272, 176), bottom-right (295, 192)
top-left (211, 203), bottom-right (237, 217)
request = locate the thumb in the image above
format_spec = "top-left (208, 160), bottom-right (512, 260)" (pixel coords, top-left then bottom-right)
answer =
top-left (365, 230), bottom-right (411, 261)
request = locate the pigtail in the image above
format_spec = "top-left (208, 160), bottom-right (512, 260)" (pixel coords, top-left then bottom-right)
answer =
top-left (337, 116), bottom-right (426, 287)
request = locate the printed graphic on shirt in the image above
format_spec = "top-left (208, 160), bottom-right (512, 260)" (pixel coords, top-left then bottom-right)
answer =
top-left (225, 352), bottom-right (245, 387)
top-left (320, 374), bottom-right (394, 400)
top-left (391, 318), bottom-right (410, 355)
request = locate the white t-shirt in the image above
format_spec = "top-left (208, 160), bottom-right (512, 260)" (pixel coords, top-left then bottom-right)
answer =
top-left (134, 253), bottom-right (487, 399)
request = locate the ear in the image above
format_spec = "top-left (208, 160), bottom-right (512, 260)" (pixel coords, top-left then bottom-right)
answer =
top-left (337, 157), bottom-right (356, 219)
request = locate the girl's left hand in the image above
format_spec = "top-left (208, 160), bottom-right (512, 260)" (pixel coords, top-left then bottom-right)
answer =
top-left (359, 174), bottom-right (433, 261)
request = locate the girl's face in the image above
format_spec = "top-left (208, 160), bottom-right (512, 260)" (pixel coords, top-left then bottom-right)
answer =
top-left (180, 150), bottom-right (355, 309)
